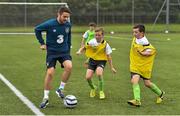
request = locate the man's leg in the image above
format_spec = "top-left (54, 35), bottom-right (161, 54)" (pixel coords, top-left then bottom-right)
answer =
top-left (56, 60), bottom-right (72, 98)
top-left (44, 67), bottom-right (55, 91)
top-left (61, 60), bottom-right (72, 83)
top-left (40, 67), bottom-right (55, 108)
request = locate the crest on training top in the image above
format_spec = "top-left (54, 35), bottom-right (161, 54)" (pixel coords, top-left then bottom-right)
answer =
top-left (65, 27), bottom-right (70, 33)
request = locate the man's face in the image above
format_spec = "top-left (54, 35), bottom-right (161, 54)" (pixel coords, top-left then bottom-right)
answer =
top-left (95, 31), bottom-right (103, 42)
top-left (133, 28), bottom-right (144, 39)
top-left (57, 12), bottom-right (70, 24)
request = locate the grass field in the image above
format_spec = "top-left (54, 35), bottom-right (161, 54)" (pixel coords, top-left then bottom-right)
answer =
top-left (0, 26), bottom-right (180, 115)
top-left (1, 24), bottom-right (180, 33)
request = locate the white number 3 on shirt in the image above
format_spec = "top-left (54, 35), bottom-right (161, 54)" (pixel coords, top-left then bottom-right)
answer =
top-left (57, 35), bottom-right (64, 44)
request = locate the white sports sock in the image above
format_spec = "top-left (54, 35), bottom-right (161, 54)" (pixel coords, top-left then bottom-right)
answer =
top-left (43, 90), bottom-right (50, 99)
top-left (59, 81), bottom-right (66, 90)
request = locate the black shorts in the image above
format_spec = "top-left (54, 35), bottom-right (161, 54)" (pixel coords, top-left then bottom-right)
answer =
top-left (88, 58), bottom-right (106, 71)
top-left (46, 55), bottom-right (72, 69)
top-left (130, 72), bottom-right (149, 80)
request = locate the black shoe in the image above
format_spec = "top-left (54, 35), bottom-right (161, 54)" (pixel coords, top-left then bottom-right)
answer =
top-left (56, 89), bottom-right (65, 99)
top-left (40, 98), bottom-right (49, 108)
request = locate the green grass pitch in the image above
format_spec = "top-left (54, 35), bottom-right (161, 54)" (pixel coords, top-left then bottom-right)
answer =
top-left (0, 27), bottom-right (180, 115)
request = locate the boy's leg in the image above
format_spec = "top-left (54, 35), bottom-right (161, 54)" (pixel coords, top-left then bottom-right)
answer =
top-left (132, 83), bottom-right (141, 101)
top-left (86, 69), bottom-right (95, 89)
top-left (86, 69), bottom-right (96, 97)
top-left (144, 80), bottom-right (162, 96)
top-left (144, 80), bottom-right (165, 103)
top-left (96, 67), bottom-right (105, 99)
top-left (127, 74), bottom-right (141, 106)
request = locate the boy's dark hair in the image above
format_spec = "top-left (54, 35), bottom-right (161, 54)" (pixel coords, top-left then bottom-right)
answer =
top-left (89, 22), bottom-right (96, 27)
top-left (58, 6), bottom-right (71, 15)
top-left (133, 24), bottom-right (145, 33)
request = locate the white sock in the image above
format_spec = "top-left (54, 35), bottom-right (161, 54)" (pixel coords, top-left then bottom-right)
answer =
top-left (59, 81), bottom-right (66, 90)
top-left (43, 90), bottom-right (49, 99)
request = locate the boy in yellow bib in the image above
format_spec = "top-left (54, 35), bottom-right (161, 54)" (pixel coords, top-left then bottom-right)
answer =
top-left (128, 24), bottom-right (165, 107)
top-left (77, 27), bottom-right (116, 99)
top-left (76, 22), bottom-right (96, 68)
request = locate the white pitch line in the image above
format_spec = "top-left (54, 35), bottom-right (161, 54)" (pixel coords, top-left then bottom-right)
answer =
top-left (104, 35), bottom-right (130, 40)
top-left (0, 73), bottom-right (44, 116)
top-left (0, 32), bottom-right (34, 35)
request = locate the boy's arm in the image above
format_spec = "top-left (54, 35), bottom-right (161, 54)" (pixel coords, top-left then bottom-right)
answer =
top-left (107, 54), bottom-right (117, 74)
top-left (76, 31), bottom-right (86, 53)
top-left (135, 44), bottom-right (155, 56)
top-left (80, 38), bottom-right (85, 48)
top-left (76, 38), bottom-right (85, 54)
top-left (139, 48), bottom-right (155, 56)
top-left (76, 46), bottom-right (85, 55)
top-left (105, 43), bottom-right (116, 74)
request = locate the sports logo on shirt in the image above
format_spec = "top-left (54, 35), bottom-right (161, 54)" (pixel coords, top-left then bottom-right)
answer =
top-left (57, 35), bottom-right (64, 44)
top-left (53, 29), bottom-right (56, 32)
top-left (46, 62), bottom-right (49, 67)
top-left (65, 27), bottom-right (70, 34)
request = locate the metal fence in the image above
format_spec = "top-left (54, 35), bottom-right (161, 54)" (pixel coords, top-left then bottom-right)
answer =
top-left (0, 0), bottom-right (179, 27)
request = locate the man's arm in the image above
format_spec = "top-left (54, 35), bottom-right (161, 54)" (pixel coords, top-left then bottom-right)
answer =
top-left (67, 25), bottom-right (72, 52)
top-left (34, 21), bottom-right (49, 46)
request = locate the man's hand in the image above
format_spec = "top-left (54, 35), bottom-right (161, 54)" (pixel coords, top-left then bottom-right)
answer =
top-left (40, 45), bottom-right (46, 50)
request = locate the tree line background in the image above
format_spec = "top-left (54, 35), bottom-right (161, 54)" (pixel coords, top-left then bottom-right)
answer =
top-left (0, 0), bottom-right (179, 27)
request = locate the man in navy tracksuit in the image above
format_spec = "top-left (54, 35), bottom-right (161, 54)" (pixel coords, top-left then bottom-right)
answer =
top-left (35, 7), bottom-right (72, 108)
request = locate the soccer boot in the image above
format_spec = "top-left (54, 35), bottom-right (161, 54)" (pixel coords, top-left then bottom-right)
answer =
top-left (40, 98), bottom-right (49, 108)
top-left (90, 87), bottom-right (97, 98)
top-left (156, 91), bottom-right (165, 104)
top-left (99, 91), bottom-right (105, 99)
top-left (56, 89), bottom-right (65, 99)
top-left (127, 99), bottom-right (141, 107)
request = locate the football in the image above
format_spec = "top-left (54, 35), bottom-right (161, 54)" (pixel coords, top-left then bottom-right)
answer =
top-left (63, 95), bottom-right (77, 108)
top-left (110, 31), bottom-right (114, 35)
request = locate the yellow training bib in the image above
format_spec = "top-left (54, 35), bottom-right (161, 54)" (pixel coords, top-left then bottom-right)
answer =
top-left (85, 40), bottom-right (107, 61)
top-left (130, 37), bottom-right (156, 78)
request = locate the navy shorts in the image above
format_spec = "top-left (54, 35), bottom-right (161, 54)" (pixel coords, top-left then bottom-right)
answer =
top-left (88, 58), bottom-right (106, 71)
top-left (46, 55), bottom-right (72, 69)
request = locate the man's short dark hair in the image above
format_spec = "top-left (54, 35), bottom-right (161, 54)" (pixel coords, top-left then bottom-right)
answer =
top-left (133, 24), bottom-right (145, 33)
top-left (58, 6), bottom-right (71, 15)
